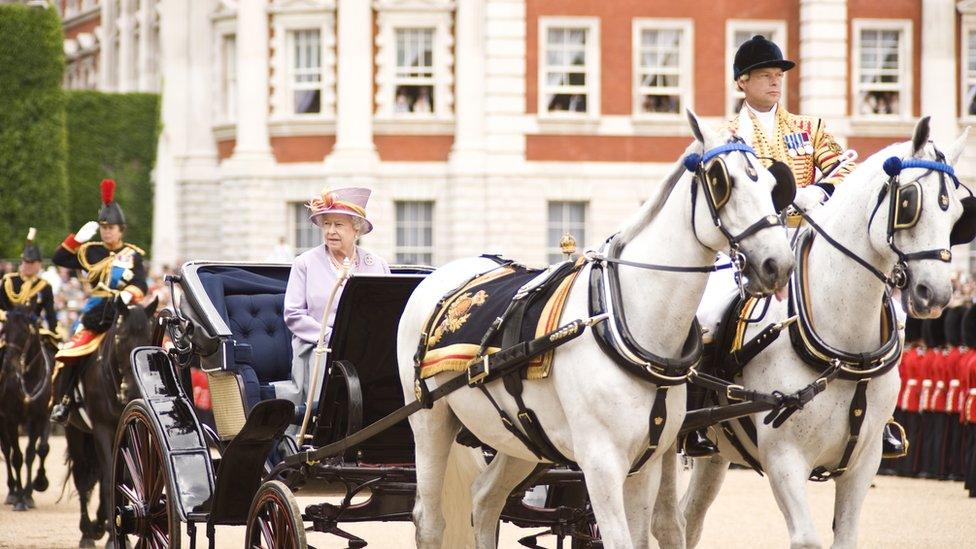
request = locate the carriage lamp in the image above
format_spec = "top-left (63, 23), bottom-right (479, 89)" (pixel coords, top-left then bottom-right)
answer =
top-left (560, 233), bottom-right (577, 260)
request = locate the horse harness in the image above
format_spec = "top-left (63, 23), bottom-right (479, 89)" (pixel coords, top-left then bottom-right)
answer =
top-left (711, 151), bottom-right (972, 480)
top-left (408, 140), bottom-right (803, 474)
top-left (0, 309), bottom-right (54, 405)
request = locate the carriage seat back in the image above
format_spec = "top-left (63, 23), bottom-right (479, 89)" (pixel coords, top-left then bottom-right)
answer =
top-left (224, 293), bottom-right (292, 402)
top-left (195, 266), bottom-right (293, 411)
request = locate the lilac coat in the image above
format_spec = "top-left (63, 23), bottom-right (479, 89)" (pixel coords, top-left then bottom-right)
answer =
top-left (284, 244), bottom-right (391, 346)
top-left (278, 245), bottom-right (390, 406)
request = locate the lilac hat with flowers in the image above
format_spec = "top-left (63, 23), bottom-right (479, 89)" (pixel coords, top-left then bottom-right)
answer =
top-left (306, 187), bottom-right (374, 234)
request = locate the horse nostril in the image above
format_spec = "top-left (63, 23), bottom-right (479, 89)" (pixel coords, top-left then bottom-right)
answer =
top-left (762, 257), bottom-right (779, 279)
top-left (914, 283), bottom-right (931, 304)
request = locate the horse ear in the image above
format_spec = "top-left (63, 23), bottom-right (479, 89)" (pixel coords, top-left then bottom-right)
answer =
top-left (144, 295), bottom-right (159, 318)
top-left (912, 116), bottom-right (931, 157)
top-left (946, 126), bottom-right (971, 166)
top-left (686, 108), bottom-right (718, 146)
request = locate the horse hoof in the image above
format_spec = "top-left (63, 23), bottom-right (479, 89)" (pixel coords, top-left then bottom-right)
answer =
top-left (24, 495), bottom-right (36, 509)
top-left (4, 493), bottom-right (16, 505)
top-left (13, 501), bottom-right (28, 512)
top-left (33, 476), bottom-right (49, 492)
top-left (90, 523), bottom-right (106, 541)
top-left (79, 537), bottom-right (95, 548)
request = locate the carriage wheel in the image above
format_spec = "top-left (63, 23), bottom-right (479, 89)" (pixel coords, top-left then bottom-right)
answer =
top-left (245, 481), bottom-right (307, 549)
top-left (112, 400), bottom-right (182, 549)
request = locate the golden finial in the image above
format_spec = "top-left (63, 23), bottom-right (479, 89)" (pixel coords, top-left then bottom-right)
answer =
top-left (559, 232), bottom-right (577, 259)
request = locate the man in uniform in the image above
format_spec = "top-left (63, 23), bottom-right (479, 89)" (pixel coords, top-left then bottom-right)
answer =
top-left (686, 35), bottom-right (907, 458)
top-left (49, 179), bottom-right (147, 424)
top-left (0, 228), bottom-right (59, 341)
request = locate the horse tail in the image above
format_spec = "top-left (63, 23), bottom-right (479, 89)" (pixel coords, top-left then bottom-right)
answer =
top-left (59, 425), bottom-right (100, 503)
top-left (441, 442), bottom-right (486, 548)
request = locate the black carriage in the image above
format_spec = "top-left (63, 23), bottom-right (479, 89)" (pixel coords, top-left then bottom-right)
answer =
top-left (111, 261), bottom-right (600, 548)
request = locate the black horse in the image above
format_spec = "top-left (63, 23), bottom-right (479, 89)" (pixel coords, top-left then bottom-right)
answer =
top-left (63, 296), bottom-right (157, 547)
top-left (0, 306), bottom-right (55, 511)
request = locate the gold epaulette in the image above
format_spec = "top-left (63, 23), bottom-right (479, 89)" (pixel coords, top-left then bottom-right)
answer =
top-left (123, 242), bottom-right (146, 256)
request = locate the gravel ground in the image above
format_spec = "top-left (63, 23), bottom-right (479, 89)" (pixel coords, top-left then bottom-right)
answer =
top-left (2, 436), bottom-right (975, 548)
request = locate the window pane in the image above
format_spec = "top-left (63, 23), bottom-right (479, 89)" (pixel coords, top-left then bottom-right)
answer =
top-left (547, 201), bottom-right (586, 264)
top-left (396, 201), bottom-right (434, 265)
top-left (290, 29), bottom-right (322, 115)
top-left (639, 28), bottom-right (683, 113)
top-left (294, 203), bottom-right (320, 252)
top-left (543, 26), bottom-right (590, 114)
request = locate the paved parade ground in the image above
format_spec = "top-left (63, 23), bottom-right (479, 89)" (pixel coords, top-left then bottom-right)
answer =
top-left (2, 436), bottom-right (975, 548)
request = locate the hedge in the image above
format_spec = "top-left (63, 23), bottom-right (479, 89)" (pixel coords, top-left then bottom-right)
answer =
top-left (65, 91), bottom-right (160, 253)
top-left (0, 4), bottom-right (68, 259)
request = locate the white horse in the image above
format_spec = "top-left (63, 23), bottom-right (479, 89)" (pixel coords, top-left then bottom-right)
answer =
top-left (673, 117), bottom-right (974, 549)
top-left (397, 110), bottom-right (796, 549)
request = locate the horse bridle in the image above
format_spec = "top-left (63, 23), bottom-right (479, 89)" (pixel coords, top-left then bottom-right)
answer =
top-left (0, 310), bottom-right (50, 403)
top-left (798, 151), bottom-right (969, 290)
top-left (589, 139), bottom-right (792, 288)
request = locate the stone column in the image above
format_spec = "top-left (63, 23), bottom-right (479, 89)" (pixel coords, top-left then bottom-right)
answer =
top-left (137, 0), bottom-right (155, 91)
top-left (325, 0), bottom-right (379, 171)
top-left (230, 0), bottom-right (273, 162)
top-left (116, 0), bottom-right (135, 92)
top-left (798, 0), bottom-right (847, 131)
top-left (449, 0), bottom-right (486, 169)
top-left (98, 0), bottom-right (118, 90)
top-left (921, 0), bottom-right (957, 144)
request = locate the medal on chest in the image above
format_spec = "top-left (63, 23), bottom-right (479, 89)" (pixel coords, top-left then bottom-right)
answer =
top-left (784, 131), bottom-right (813, 157)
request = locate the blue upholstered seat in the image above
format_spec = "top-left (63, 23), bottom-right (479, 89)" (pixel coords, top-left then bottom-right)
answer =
top-left (197, 266), bottom-right (293, 409)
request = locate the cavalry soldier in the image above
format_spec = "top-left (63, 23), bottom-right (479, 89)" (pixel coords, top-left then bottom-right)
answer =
top-left (0, 228), bottom-right (59, 339)
top-left (49, 179), bottom-right (147, 424)
top-left (686, 35), bottom-right (908, 458)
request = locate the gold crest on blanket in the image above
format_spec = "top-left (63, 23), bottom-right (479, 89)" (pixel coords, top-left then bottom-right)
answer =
top-left (428, 290), bottom-right (489, 346)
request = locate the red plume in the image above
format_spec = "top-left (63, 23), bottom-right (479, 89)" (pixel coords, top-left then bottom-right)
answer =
top-left (101, 179), bottom-right (116, 205)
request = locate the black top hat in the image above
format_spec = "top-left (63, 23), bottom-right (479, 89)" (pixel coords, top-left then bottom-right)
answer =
top-left (963, 305), bottom-right (976, 347)
top-left (923, 312), bottom-right (948, 348)
top-left (904, 316), bottom-right (923, 344)
top-left (20, 227), bottom-right (41, 263)
top-left (98, 179), bottom-right (126, 226)
top-left (733, 35), bottom-right (796, 81)
top-left (944, 306), bottom-right (968, 346)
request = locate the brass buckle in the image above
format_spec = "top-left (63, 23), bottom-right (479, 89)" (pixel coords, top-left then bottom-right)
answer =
top-left (726, 384), bottom-right (745, 401)
top-left (467, 355), bottom-right (490, 385)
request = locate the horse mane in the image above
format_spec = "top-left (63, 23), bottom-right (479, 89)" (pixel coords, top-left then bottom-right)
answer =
top-left (618, 141), bottom-right (701, 244)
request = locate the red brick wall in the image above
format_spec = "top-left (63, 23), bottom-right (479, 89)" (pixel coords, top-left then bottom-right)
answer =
top-left (375, 135), bottom-right (454, 161)
top-left (271, 135), bottom-right (335, 163)
top-left (525, 0), bottom-right (800, 161)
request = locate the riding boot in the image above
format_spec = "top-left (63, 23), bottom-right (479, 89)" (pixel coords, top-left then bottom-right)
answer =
top-left (882, 418), bottom-right (908, 459)
top-left (49, 361), bottom-right (76, 425)
top-left (683, 383), bottom-right (718, 457)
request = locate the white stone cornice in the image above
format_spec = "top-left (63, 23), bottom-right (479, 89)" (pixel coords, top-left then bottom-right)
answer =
top-left (959, 0), bottom-right (976, 14)
top-left (269, 0), bottom-right (335, 13)
top-left (373, 0), bottom-right (454, 12)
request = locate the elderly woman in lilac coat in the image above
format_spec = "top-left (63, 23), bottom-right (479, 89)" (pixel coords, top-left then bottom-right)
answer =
top-left (278, 187), bottom-right (390, 406)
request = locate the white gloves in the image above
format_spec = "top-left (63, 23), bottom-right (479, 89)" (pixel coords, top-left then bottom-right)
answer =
top-left (75, 221), bottom-right (100, 243)
top-left (119, 290), bottom-right (134, 305)
top-left (791, 185), bottom-right (828, 213)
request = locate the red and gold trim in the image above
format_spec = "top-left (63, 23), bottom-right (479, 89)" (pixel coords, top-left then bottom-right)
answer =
top-left (56, 330), bottom-right (107, 360)
top-left (122, 285), bottom-right (145, 301)
top-left (62, 233), bottom-right (81, 253)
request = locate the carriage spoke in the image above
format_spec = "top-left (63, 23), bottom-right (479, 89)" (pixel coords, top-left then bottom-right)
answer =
top-left (259, 514), bottom-right (275, 548)
top-left (122, 447), bottom-right (145, 500)
top-left (117, 483), bottom-right (143, 506)
top-left (150, 524), bottom-right (169, 548)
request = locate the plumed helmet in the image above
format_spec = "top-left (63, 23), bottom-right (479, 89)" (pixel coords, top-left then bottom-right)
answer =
top-left (20, 227), bottom-right (41, 262)
top-left (97, 179), bottom-right (126, 226)
top-left (733, 35), bottom-right (796, 81)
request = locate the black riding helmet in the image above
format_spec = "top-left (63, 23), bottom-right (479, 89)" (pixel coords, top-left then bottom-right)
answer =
top-left (733, 35), bottom-right (796, 81)
top-left (904, 316), bottom-right (923, 345)
top-left (98, 178), bottom-right (126, 227)
top-left (20, 227), bottom-right (41, 263)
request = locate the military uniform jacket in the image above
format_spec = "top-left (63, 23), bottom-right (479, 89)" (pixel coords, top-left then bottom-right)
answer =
top-left (723, 104), bottom-right (854, 193)
top-left (0, 273), bottom-right (58, 331)
top-left (52, 236), bottom-right (148, 331)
